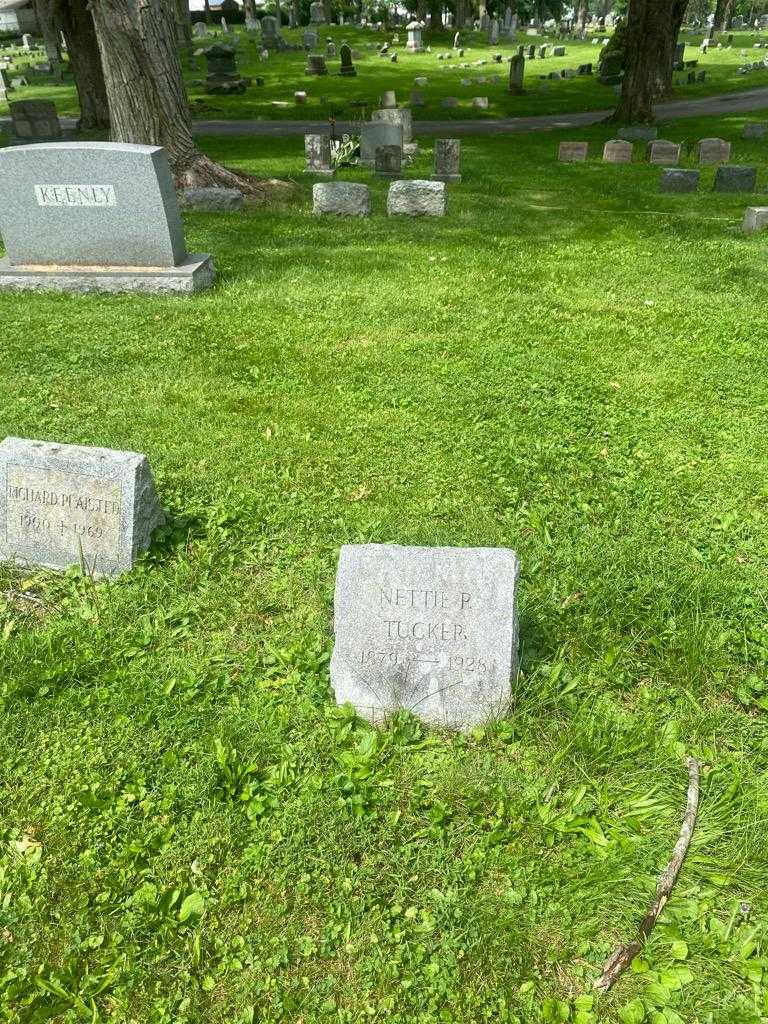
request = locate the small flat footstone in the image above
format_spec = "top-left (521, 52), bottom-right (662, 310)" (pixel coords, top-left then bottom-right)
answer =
top-left (180, 187), bottom-right (244, 211)
top-left (313, 181), bottom-right (371, 216)
top-left (387, 179), bottom-right (446, 216)
top-left (330, 543), bottom-right (520, 729)
top-left (0, 437), bottom-right (164, 576)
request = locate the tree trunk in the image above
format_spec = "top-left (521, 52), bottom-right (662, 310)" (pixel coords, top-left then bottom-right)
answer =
top-left (89, 0), bottom-right (291, 201)
top-left (49, 0), bottom-right (110, 131)
top-left (203, 0), bottom-right (211, 24)
top-left (658, 0), bottom-right (688, 98)
top-left (577, 1), bottom-right (589, 35)
top-left (430, 0), bottom-right (443, 29)
top-left (291, 0), bottom-right (300, 27)
top-left (713, 0), bottom-right (726, 29)
top-left (456, 0), bottom-right (465, 29)
top-left (417, 0), bottom-right (426, 21)
top-left (175, 0), bottom-right (191, 44)
top-left (609, 0), bottom-right (672, 123)
top-left (32, 0), bottom-right (61, 62)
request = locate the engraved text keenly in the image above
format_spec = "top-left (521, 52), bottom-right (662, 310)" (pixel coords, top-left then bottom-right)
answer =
top-left (34, 184), bottom-right (117, 207)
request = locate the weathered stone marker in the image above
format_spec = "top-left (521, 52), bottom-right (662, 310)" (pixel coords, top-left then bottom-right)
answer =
top-left (330, 544), bottom-right (520, 729)
top-left (647, 140), bottom-right (681, 165)
top-left (360, 121), bottom-right (403, 166)
top-left (375, 144), bottom-right (402, 178)
top-left (387, 179), bottom-right (446, 216)
top-left (508, 46), bottom-right (525, 94)
top-left (558, 141), bottom-right (588, 162)
top-left (312, 182), bottom-right (371, 216)
top-left (743, 206), bottom-right (768, 233)
top-left (660, 168), bottom-right (699, 193)
top-left (0, 142), bottom-right (215, 294)
top-left (0, 438), bottom-right (164, 577)
top-left (617, 126), bottom-right (657, 143)
top-left (714, 165), bottom-right (757, 192)
top-left (9, 99), bottom-right (62, 141)
top-left (304, 133), bottom-right (334, 175)
top-left (602, 139), bottom-right (633, 163)
top-left (696, 137), bottom-right (732, 164)
top-left (432, 138), bottom-right (461, 182)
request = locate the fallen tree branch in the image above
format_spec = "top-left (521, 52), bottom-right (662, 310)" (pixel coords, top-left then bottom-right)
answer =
top-left (593, 756), bottom-right (701, 994)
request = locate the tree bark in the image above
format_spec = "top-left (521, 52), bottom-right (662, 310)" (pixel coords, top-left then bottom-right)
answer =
top-left (89, 0), bottom-right (291, 200)
top-left (32, 0), bottom-right (61, 62)
top-left (175, 0), bottom-right (191, 43)
top-left (203, 0), bottom-right (211, 24)
top-left (291, 0), bottom-right (300, 27)
top-left (429, 0), bottom-right (443, 29)
top-left (609, 0), bottom-right (674, 124)
top-left (48, 0), bottom-right (110, 131)
top-left (577, 0), bottom-right (589, 35)
top-left (713, 0), bottom-right (727, 29)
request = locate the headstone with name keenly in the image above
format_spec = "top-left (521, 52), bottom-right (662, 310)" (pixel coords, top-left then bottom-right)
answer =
top-left (313, 181), bottom-right (371, 216)
top-left (9, 100), bottom-right (62, 141)
top-left (660, 168), bottom-right (699, 193)
top-left (330, 544), bottom-right (520, 729)
top-left (304, 133), bottom-right (334, 175)
top-left (696, 137), bottom-right (731, 164)
top-left (340, 43), bottom-right (356, 76)
top-left (0, 438), bottom-right (165, 577)
top-left (360, 121), bottom-right (403, 166)
top-left (743, 206), bottom-right (768, 233)
top-left (432, 138), bottom-right (461, 182)
top-left (375, 143), bottom-right (402, 177)
top-left (647, 139), bottom-right (681, 165)
top-left (714, 165), bottom-right (757, 192)
top-left (603, 139), bottom-right (633, 163)
top-left (406, 20), bottom-right (424, 52)
top-left (0, 142), bottom-right (215, 294)
top-left (508, 47), bottom-right (525, 93)
top-left (558, 141), bottom-right (588, 162)
top-left (387, 179), bottom-right (446, 217)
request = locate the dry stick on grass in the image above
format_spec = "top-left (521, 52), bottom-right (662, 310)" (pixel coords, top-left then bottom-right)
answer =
top-left (593, 756), bottom-right (701, 994)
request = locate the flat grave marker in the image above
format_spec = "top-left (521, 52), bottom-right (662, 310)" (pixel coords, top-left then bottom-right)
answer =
top-left (331, 543), bottom-right (520, 729)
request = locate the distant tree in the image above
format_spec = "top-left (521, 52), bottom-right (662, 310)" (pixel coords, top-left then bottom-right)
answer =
top-left (32, 0), bottom-right (61, 61)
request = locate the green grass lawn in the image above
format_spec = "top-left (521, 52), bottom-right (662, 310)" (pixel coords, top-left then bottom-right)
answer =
top-left (4, 25), bottom-right (768, 124)
top-left (2, 113), bottom-right (768, 1023)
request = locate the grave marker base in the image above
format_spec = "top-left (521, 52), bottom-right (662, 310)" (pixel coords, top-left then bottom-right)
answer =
top-left (0, 253), bottom-right (215, 295)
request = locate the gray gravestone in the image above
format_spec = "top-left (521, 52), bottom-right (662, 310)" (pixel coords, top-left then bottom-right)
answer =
top-left (9, 99), bottom-right (61, 140)
top-left (432, 138), bottom-right (461, 182)
top-left (330, 544), bottom-right (520, 729)
top-left (387, 179), bottom-right (446, 216)
top-left (696, 137), bottom-right (731, 164)
top-left (558, 141), bottom-right (588, 161)
top-left (617, 126), bottom-right (658, 142)
top-left (660, 168), bottom-right (699, 193)
top-left (743, 206), bottom-right (768, 232)
top-left (603, 139), bottom-right (633, 163)
top-left (340, 43), bottom-right (356, 76)
top-left (312, 182), bottom-right (371, 216)
top-left (360, 121), bottom-right (403, 166)
top-left (647, 140), bottom-right (681, 165)
top-left (0, 142), bottom-right (214, 294)
top-left (508, 48), bottom-right (525, 93)
top-left (375, 143), bottom-right (402, 177)
top-left (743, 122), bottom-right (768, 139)
top-left (0, 437), bottom-right (164, 577)
top-left (372, 106), bottom-right (413, 144)
top-left (303, 30), bottom-right (319, 49)
top-left (304, 133), bottom-right (334, 175)
top-left (180, 187), bottom-right (244, 211)
top-left (714, 165), bottom-right (757, 192)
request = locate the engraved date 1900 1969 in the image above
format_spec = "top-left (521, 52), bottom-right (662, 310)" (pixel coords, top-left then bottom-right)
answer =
top-left (360, 649), bottom-right (489, 674)
top-left (17, 512), bottom-right (104, 540)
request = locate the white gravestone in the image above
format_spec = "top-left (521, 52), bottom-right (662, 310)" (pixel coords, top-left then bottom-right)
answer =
top-left (0, 142), bottom-right (214, 294)
top-left (0, 438), bottom-right (164, 577)
top-left (331, 544), bottom-right (520, 729)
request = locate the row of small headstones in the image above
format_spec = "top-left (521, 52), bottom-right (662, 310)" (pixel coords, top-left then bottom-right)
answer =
top-left (558, 135), bottom-right (745, 167)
